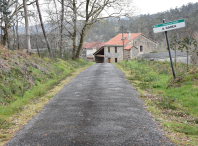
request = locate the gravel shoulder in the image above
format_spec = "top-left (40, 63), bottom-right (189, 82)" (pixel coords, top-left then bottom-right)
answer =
top-left (6, 63), bottom-right (174, 146)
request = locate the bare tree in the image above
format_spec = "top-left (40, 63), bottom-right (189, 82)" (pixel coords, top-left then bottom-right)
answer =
top-left (15, 0), bottom-right (19, 49)
top-left (23, 0), bottom-right (31, 54)
top-left (0, 11), bottom-right (2, 44)
top-left (64, 0), bottom-right (135, 59)
top-left (65, 0), bottom-right (77, 60)
top-left (60, 0), bottom-right (64, 57)
top-left (35, 0), bottom-right (51, 55)
top-left (0, 0), bottom-right (35, 49)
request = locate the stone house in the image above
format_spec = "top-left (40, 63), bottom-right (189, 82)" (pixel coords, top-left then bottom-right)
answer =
top-left (83, 42), bottom-right (105, 62)
top-left (93, 33), bottom-right (157, 63)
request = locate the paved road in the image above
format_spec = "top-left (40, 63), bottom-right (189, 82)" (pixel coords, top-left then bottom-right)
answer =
top-left (141, 51), bottom-right (187, 59)
top-left (6, 64), bottom-right (174, 146)
top-left (140, 51), bottom-right (190, 64)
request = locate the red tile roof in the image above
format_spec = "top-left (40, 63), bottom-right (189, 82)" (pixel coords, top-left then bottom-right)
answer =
top-left (104, 33), bottom-right (141, 46)
top-left (124, 45), bottom-right (132, 50)
top-left (83, 42), bottom-right (105, 49)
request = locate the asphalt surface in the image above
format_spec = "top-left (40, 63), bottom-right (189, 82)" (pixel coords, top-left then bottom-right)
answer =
top-left (141, 51), bottom-right (187, 59)
top-left (6, 64), bottom-right (174, 146)
top-left (140, 51), bottom-right (190, 64)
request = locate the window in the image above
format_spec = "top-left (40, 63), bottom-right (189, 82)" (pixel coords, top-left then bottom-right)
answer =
top-left (115, 58), bottom-right (117, 63)
top-left (140, 46), bottom-right (143, 52)
top-left (108, 47), bottom-right (110, 52)
top-left (115, 47), bottom-right (117, 53)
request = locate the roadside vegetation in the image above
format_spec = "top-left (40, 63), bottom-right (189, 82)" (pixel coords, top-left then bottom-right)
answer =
top-left (116, 59), bottom-right (198, 145)
top-left (0, 47), bottom-right (93, 143)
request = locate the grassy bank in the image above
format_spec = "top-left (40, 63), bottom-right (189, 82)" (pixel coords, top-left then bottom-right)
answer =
top-left (0, 48), bottom-right (93, 132)
top-left (116, 59), bottom-right (198, 145)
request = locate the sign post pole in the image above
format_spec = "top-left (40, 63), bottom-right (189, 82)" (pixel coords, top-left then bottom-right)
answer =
top-left (163, 19), bottom-right (176, 79)
top-left (153, 19), bottom-right (185, 79)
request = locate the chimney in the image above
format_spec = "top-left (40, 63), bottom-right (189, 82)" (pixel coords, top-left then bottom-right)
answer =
top-left (128, 32), bottom-right (131, 40)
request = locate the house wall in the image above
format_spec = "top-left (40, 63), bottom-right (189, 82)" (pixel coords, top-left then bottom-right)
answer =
top-left (127, 35), bottom-right (157, 59)
top-left (87, 49), bottom-right (93, 56)
top-left (124, 50), bottom-right (130, 60)
top-left (104, 46), bottom-right (123, 63)
top-left (86, 48), bottom-right (97, 62)
top-left (130, 46), bottom-right (138, 59)
top-left (103, 35), bottom-right (157, 63)
top-left (86, 48), bottom-right (97, 56)
top-left (80, 48), bottom-right (86, 60)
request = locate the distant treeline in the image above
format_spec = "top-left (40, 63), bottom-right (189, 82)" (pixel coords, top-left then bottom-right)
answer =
top-left (85, 2), bottom-right (198, 50)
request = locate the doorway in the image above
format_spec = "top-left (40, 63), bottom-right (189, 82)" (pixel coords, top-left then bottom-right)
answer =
top-left (108, 58), bottom-right (111, 63)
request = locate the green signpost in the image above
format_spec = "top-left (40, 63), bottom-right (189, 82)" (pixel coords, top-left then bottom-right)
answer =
top-left (153, 19), bottom-right (185, 33)
top-left (153, 19), bottom-right (186, 79)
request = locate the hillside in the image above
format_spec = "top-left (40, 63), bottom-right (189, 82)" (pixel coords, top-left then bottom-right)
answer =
top-left (0, 46), bottom-right (92, 135)
top-left (15, 2), bottom-right (198, 51)
top-left (85, 2), bottom-right (198, 50)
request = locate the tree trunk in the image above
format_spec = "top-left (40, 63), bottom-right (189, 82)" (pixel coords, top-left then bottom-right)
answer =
top-left (2, 28), bottom-right (6, 46)
top-left (13, 25), bottom-right (15, 50)
top-left (72, 33), bottom-right (76, 60)
top-left (75, 30), bottom-right (86, 59)
top-left (23, 0), bottom-right (31, 54)
top-left (35, 0), bottom-right (51, 56)
top-left (35, 34), bottom-right (40, 57)
top-left (0, 13), bottom-right (2, 44)
top-left (53, 0), bottom-right (60, 50)
top-left (5, 21), bottom-right (9, 48)
top-left (72, 0), bottom-right (77, 60)
top-left (60, 0), bottom-right (64, 58)
top-left (16, 0), bottom-right (20, 49)
top-left (35, 23), bottom-right (40, 57)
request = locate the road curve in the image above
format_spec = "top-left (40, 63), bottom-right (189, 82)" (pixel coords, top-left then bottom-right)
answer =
top-left (6, 63), bottom-right (174, 146)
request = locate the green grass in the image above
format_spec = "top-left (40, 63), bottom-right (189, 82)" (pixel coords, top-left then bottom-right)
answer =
top-left (0, 50), bottom-right (93, 129)
top-left (116, 58), bottom-right (198, 145)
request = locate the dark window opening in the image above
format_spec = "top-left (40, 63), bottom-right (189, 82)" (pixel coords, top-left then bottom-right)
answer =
top-left (140, 46), bottom-right (143, 52)
top-left (108, 47), bottom-right (110, 52)
top-left (115, 58), bottom-right (117, 63)
top-left (115, 47), bottom-right (117, 53)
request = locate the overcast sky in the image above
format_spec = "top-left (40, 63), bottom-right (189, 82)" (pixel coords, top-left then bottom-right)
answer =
top-left (133, 0), bottom-right (198, 15)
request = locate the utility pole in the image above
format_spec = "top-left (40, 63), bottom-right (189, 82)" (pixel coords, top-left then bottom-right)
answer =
top-left (121, 25), bottom-right (125, 60)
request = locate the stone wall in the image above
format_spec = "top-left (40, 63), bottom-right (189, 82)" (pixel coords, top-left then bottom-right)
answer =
top-left (103, 34), bottom-right (157, 63)
top-left (124, 50), bottom-right (130, 60)
top-left (127, 35), bottom-right (157, 59)
top-left (130, 46), bottom-right (138, 58)
top-left (104, 46), bottom-right (123, 63)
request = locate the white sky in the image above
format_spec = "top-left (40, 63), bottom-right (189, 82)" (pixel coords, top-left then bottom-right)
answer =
top-left (133, 0), bottom-right (198, 15)
top-left (25, 0), bottom-right (198, 26)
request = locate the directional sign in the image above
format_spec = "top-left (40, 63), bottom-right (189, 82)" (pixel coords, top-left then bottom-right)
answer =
top-left (153, 19), bottom-right (185, 33)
